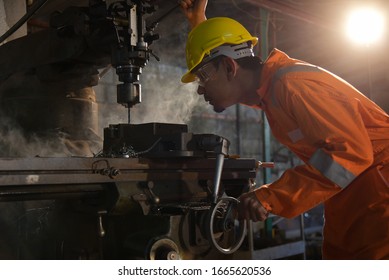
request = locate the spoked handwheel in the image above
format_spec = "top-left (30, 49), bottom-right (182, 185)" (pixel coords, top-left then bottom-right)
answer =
top-left (206, 196), bottom-right (247, 254)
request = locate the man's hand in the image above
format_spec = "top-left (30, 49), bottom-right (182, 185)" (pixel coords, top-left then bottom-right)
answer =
top-left (238, 191), bottom-right (269, 222)
top-left (179, 0), bottom-right (208, 29)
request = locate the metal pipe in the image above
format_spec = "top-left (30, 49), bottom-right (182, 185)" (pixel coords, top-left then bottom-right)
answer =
top-left (235, 104), bottom-right (241, 155)
top-left (245, 0), bottom-right (333, 31)
top-left (212, 154), bottom-right (225, 204)
top-left (0, 0), bottom-right (50, 44)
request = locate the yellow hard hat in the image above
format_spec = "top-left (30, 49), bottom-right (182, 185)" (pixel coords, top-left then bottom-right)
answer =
top-left (181, 17), bottom-right (258, 83)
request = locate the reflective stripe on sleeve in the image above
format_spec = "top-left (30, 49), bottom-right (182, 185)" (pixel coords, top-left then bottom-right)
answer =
top-left (309, 148), bottom-right (356, 189)
top-left (287, 128), bottom-right (304, 143)
top-left (273, 64), bottom-right (322, 81)
top-left (271, 64), bottom-right (322, 107)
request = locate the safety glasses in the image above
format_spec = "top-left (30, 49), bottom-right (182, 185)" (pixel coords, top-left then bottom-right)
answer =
top-left (193, 62), bottom-right (218, 86)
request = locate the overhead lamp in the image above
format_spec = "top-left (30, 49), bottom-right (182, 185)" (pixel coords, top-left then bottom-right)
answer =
top-left (345, 7), bottom-right (385, 45)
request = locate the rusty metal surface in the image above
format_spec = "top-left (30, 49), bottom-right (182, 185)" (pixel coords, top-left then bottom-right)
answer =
top-left (0, 156), bottom-right (256, 259)
top-left (0, 157), bottom-right (257, 185)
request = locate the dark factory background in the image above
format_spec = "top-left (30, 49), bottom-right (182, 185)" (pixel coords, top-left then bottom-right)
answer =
top-left (0, 0), bottom-right (387, 260)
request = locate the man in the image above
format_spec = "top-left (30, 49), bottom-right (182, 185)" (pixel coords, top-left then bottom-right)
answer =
top-left (179, 0), bottom-right (389, 259)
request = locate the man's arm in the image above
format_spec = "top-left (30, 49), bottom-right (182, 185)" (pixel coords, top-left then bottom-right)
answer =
top-left (179, 0), bottom-right (208, 29)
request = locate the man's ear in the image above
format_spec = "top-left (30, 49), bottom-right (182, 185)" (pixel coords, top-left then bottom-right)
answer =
top-left (224, 57), bottom-right (237, 80)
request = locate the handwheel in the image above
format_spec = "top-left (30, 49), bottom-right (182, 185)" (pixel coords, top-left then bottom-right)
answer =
top-left (206, 196), bottom-right (247, 254)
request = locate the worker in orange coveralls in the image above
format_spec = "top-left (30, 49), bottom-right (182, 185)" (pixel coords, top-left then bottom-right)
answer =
top-left (179, 0), bottom-right (389, 259)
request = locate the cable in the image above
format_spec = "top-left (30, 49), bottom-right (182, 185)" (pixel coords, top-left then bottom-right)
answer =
top-left (147, 3), bottom-right (180, 30)
top-left (0, 0), bottom-right (50, 44)
top-left (231, 0), bottom-right (261, 20)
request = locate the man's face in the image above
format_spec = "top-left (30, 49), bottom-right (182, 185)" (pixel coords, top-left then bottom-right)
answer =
top-left (193, 58), bottom-right (237, 113)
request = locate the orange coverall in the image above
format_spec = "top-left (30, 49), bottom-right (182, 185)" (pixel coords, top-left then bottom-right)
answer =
top-left (253, 49), bottom-right (389, 259)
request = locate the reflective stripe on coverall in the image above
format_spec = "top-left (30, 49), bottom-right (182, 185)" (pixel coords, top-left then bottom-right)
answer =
top-left (253, 49), bottom-right (389, 259)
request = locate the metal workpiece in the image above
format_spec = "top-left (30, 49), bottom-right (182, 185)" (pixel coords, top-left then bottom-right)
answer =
top-left (101, 123), bottom-right (231, 159)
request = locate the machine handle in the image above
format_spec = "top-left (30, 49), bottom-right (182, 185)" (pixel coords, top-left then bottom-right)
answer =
top-left (256, 161), bottom-right (275, 168)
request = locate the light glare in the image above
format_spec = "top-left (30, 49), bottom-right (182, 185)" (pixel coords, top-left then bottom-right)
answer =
top-left (346, 7), bottom-right (385, 45)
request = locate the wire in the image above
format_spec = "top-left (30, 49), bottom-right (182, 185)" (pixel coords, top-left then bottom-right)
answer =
top-left (0, 0), bottom-right (50, 44)
top-left (231, 0), bottom-right (261, 20)
top-left (147, 3), bottom-right (180, 30)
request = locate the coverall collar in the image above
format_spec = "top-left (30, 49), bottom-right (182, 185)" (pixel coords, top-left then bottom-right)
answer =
top-left (256, 48), bottom-right (293, 109)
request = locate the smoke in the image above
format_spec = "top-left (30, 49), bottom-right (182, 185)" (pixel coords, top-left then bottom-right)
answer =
top-left (0, 62), bottom-right (200, 157)
top-left (96, 62), bottom-right (204, 130)
top-left (0, 117), bottom-right (68, 157)
top-left (0, 114), bottom-right (101, 157)
top-left (134, 63), bottom-right (203, 124)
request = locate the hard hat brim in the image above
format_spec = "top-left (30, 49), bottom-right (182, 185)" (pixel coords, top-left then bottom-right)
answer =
top-left (181, 71), bottom-right (196, 83)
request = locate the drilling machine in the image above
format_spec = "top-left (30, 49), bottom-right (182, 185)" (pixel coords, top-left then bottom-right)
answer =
top-left (0, 0), bottom-right (269, 259)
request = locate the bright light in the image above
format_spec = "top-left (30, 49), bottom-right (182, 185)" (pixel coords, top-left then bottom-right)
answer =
top-left (346, 7), bottom-right (385, 45)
